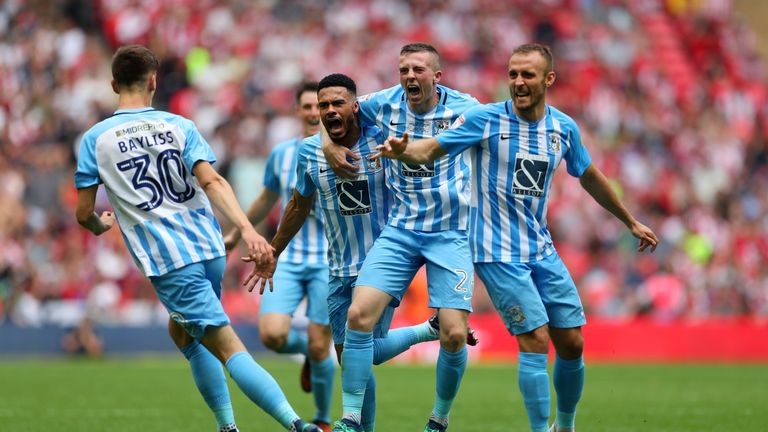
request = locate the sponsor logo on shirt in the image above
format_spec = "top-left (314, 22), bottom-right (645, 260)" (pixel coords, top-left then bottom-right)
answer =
top-left (336, 179), bottom-right (372, 215)
top-left (401, 162), bottom-right (435, 177)
top-left (512, 153), bottom-right (549, 198)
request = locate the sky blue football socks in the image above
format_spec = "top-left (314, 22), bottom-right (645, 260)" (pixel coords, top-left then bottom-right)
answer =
top-left (181, 341), bottom-right (236, 429)
top-left (341, 328), bottom-right (374, 425)
top-left (277, 329), bottom-right (309, 355)
top-left (430, 346), bottom-right (468, 427)
top-left (553, 354), bottom-right (584, 430)
top-left (310, 356), bottom-right (336, 424)
top-left (519, 352), bottom-right (550, 432)
top-left (226, 351), bottom-right (299, 429)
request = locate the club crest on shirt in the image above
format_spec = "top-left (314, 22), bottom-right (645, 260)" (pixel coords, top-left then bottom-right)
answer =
top-left (433, 119), bottom-right (452, 135)
top-left (367, 157), bottom-right (382, 172)
top-left (548, 133), bottom-right (561, 153)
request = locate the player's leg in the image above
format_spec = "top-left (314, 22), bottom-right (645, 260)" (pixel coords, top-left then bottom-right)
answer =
top-left (169, 318), bottom-right (237, 432)
top-left (420, 229), bottom-right (474, 431)
top-left (329, 276), bottom-right (396, 432)
top-left (305, 263), bottom-right (335, 429)
top-left (535, 254), bottom-right (587, 432)
top-left (153, 258), bottom-right (317, 431)
top-left (476, 262), bottom-right (551, 432)
top-left (335, 285), bottom-right (392, 429)
top-left (152, 259), bottom-right (239, 432)
top-left (259, 263), bottom-right (308, 356)
top-left (548, 328), bottom-right (583, 432)
top-left (202, 326), bottom-right (320, 431)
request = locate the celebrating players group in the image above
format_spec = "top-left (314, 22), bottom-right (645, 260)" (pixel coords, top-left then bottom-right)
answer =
top-left (75, 42), bottom-right (658, 432)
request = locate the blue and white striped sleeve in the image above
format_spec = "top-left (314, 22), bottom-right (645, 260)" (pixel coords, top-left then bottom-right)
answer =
top-left (436, 105), bottom-right (487, 157)
top-left (180, 119), bottom-right (216, 172)
top-left (74, 131), bottom-right (100, 188)
top-left (563, 122), bottom-right (592, 177)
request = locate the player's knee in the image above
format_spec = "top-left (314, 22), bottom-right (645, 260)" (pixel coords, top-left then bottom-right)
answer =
top-left (557, 333), bottom-right (584, 359)
top-left (260, 330), bottom-right (288, 352)
top-left (518, 325), bottom-right (551, 353)
top-left (308, 338), bottom-right (330, 361)
top-left (167, 319), bottom-right (193, 349)
top-left (440, 325), bottom-right (468, 352)
top-left (347, 304), bottom-right (376, 332)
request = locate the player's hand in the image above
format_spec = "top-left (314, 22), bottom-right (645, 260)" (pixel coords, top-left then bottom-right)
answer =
top-left (322, 139), bottom-right (359, 178)
top-left (243, 259), bottom-right (277, 294)
top-left (98, 211), bottom-right (116, 234)
top-left (223, 229), bottom-right (240, 252)
top-left (239, 228), bottom-right (275, 265)
top-left (372, 132), bottom-right (408, 161)
top-left (630, 221), bottom-right (659, 253)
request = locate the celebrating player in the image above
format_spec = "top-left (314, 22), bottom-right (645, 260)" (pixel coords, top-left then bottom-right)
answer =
top-left (74, 45), bottom-right (322, 432)
top-left (322, 43), bottom-right (479, 432)
top-left (223, 81), bottom-right (335, 431)
top-left (245, 73), bottom-right (447, 432)
top-left (374, 43), bottom-right (659, 432)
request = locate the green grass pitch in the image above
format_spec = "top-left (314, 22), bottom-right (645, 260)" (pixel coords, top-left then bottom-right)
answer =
top-left (0, 357), bottom-right (765, 431)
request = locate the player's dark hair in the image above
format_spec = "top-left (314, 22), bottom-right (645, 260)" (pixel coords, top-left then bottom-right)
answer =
top-left (296, 81), bottom-right (319, 103)
top-left (400, 42), bottom-right (441, 70)
top-left (111, 45), bottom-right (159, 90)
top-left (512, 43), bottom-right (554, 73)
top-left (318, 74), bottom-right (357, 97)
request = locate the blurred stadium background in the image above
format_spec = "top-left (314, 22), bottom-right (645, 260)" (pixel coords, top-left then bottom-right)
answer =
top-left (0, 0), bottom-right (768, 368)
top-left (2, 0), bottom-right (767, 360)
top-left (2, 0), bottom-right (768, 430)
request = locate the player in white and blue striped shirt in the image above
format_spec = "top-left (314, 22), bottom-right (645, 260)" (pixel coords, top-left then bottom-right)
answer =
top-left (375, 43), bottom-right (659, 432)
top-left (223, 82), bottom-right (335, 430)
top-left (322, 43), bottom-right (479, 432)
top-left (74, 45), bottom-right (322, 432)
top-left (244, 74), bottom-right (444, 432)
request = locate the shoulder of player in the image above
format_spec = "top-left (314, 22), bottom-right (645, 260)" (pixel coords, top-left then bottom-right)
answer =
top-left (546, 105), bottom-right (578, 128)
top-left (271, 136), bottom-right (302, 155)
top-left (358, 84), bottom-right (401, 104)
top-left (297, 134), bottom-right (322, 158)
top-left (456, 102), bottom-right (501, 123)
top-left (437, 84), bottom-right (479, 106)
top-left (360, 124), bottom-right (384, 139)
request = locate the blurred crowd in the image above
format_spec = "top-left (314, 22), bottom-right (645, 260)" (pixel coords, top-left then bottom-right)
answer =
top-left (1, 0), bottom-right (766, 328)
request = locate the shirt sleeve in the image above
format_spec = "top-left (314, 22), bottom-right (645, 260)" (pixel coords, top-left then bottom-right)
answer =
top-left (262, 147), bottom-right (280, 193)
top-left (295, 143), bottom-right (316, 198)
top-left (563, 122), bottom-right (592, 177)
top-left (180, 119), bottom-right (217, 172)
top-left (74, 132), bottom-right (101, 188)
top-left (435, 105), bottom-right (487, 157)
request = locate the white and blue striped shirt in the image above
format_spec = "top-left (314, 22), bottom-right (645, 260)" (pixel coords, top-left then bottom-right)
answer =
top-left (74, 108), bottom-right (225, 277)
top-left (264, 138), bottom-right (327, 264)
top-left (437, 103), bottom-right (592, 263)
top-left (296, 127), bottom-right (390, 277)
top-left (358, 84), bottom-right (478, 231)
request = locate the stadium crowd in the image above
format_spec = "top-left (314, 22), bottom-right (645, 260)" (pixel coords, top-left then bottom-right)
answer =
top-left (1, 0), bottom-right (766, 327)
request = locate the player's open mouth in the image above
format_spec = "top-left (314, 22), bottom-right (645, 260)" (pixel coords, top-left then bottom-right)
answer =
top-left (514, 92), bottom-right (530, 102)
top-left (407, 84), bottom-right (421, 97)
top-left (326, 117), bottom-right (343, 132)
top-left (308, 119), bottom-right (320, 126)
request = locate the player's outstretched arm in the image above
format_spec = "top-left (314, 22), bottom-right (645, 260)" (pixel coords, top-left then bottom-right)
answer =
top-left (320, 122), bottom-right (359, 178)
top-left (579, 164), bottom-right (659, 252)
top-left (192, 161), bottom-right (275, 263)
top-left (373, 132), bottom-right (446, 164)
top-left (75, 186), bottom-right (115, 236)
top-left (223, 188), bottom-right (279, 251)
top-left (242, 189), bottom-right (314, 294)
